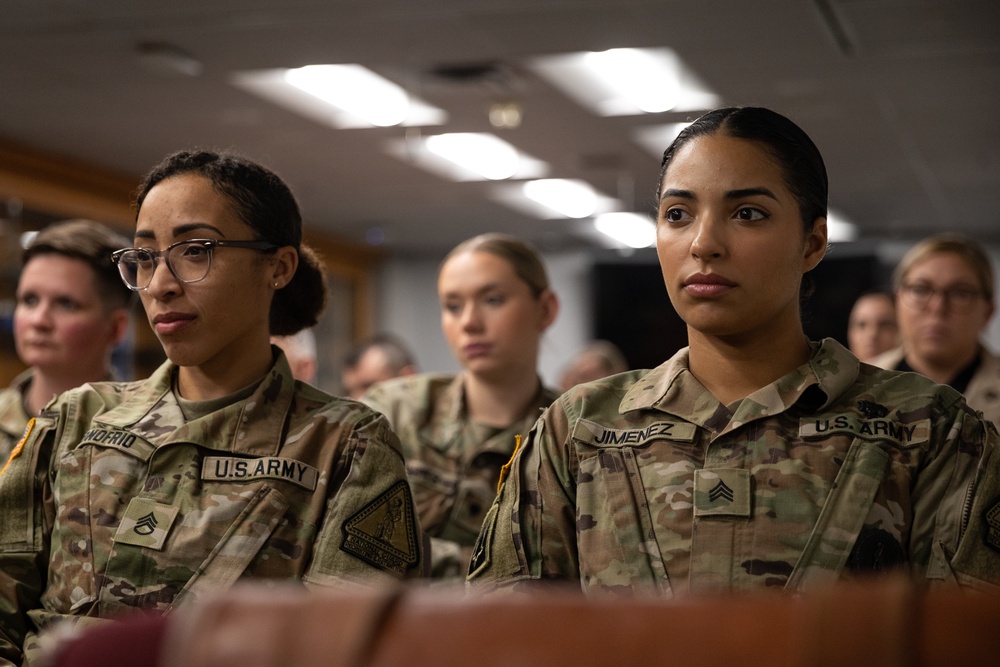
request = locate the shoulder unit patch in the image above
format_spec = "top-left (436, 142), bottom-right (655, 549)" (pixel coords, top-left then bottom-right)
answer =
top-left (0, 418), bottom-right (34, 477)
top-left (341, 480), bottom-right (419, 576)
top-left (983, 497), bottom-right (1000, 554)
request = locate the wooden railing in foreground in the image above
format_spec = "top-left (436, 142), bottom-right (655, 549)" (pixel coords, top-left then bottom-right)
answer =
top-left (48, 577), bottom-right (1000, 667)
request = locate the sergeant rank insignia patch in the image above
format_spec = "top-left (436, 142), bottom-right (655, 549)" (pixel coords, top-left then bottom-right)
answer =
top-left (341, 480), bottom-right (419, 575)
top-left (113, 497), bottom-right (179, 551)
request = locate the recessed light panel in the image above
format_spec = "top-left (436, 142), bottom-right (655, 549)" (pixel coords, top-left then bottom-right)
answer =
top-left (385, 132), bottom-right (548, 181)
top-left (531, 47), bottom-right (719, 117)
top-left (231, 66), bottom-right (446, 129)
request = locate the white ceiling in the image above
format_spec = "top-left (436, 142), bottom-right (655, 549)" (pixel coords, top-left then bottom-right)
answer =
top-left (1, 0), bottom-right (998, 256)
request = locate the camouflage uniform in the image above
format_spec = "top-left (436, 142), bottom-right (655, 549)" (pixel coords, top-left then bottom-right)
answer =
top-left (468, 339), bottom-right (1000, 594)
top-left (363, 373), bottom-right (556, 578)
top-left (0, 352), bottom-right (423, 666)
top-left (0, 370), bottom-right (32, 464)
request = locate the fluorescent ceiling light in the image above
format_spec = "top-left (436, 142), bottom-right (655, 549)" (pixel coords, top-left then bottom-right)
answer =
top-left (523, 179), bottom-right (599, 218)
top-left (231, 66), bottom-right (446, 129)
top-left (285, 65), bottom-right (408, 127)
top-left (491, 179), bottom-right (619, 220)
top-left (531, 47), bottom-right (720, 117)
top-left (827, 209), bottom-right (859, 243)
top-left (385, 133), bottom-right (548, 181)
top-left (583, 49), bottom-right (678, 113)
top-left (425, 133), bottom-right (518, 180)
top-left (594, 212), bottom-right (656, 248)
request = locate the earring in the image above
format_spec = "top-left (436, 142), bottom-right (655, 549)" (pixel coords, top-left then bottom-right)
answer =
top-left (273, 282), bottom-right (280, 288)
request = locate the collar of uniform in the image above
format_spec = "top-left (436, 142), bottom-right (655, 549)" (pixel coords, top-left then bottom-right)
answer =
top-left (618, 339), bottom-right (857, 427)
top-left (0, 369), bottom-right (33, 438)
top-left (96, 353), bottom-right (296, 456)
top-left (618, 347), bottom-right (689, 414)
top-left (806, 338), bottom-right (862, 411)
top-left (430, 373), bottom-right (556, 455)
top-left (426, 373), bottom-right (466, 449)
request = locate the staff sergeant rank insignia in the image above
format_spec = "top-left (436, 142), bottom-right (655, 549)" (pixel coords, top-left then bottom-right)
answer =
top-left (113, 498), bottom-right (179, 551)
top-left (341, 480), bottom-right (419, 576)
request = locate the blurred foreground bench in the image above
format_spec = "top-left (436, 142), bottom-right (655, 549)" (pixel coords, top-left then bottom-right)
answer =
top-left (50, 577), bottom-right (1000, 667)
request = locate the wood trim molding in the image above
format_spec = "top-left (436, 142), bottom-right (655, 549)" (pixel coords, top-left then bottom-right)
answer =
top-left (0, 137), bottom-right (137, 229)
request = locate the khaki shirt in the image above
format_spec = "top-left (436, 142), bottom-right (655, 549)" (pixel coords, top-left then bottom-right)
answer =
top-left (468, 339), bottom-right (1000, 595)
top-left (0, 352), bottom-right (422, 666)
top-left (364, 373), bottom-right (556, 578)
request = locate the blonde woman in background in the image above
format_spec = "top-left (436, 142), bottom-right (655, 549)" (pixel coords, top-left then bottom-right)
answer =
top-left (364, 233), bottom-right (559, 579)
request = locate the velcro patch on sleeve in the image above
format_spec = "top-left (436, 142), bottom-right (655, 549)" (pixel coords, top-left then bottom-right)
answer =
top-left (113, 497), bottom-right (179, 551)
top-left (0, 418), bottom-right (34, 478)
top-left (983, 497), bottom-right (1000, 554)
top-left (340, 480), bottom-right (419, 576)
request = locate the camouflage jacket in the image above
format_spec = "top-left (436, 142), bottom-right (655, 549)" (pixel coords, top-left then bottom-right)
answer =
top-left (468, 339), bottom-right (1000, 595)
top-left (364, 373), bottom-right (556, 578)
top-left (0, 370), bottom-right (31, 465)
top-left (0, 352), bottom-right (423, 666)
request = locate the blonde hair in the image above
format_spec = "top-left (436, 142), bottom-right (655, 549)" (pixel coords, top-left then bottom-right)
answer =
top-left (893, 233), bottom-right (994, 304)
top-left (441, 233), bottom-right (550, 298)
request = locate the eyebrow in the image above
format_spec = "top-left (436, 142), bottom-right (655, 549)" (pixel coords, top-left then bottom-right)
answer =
top-left (134, 222), bottom-right (226, 241)
top-left (725, 187), bottom-right (779, 202)
top-left (440, 282), bottom-right (504, 300)
top-left (659, 186), bottom-right (780, 203)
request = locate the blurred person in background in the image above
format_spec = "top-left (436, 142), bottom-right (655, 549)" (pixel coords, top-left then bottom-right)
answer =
top-left (1, 220), bottom-right (132, 463)
top-left (364, 233), bottom-right (558, 579)
top-left (558, 339), bottom-right (629, 393)
top-left (271, 327), bottom-right (318, 385)
top-left (872, 233), bottom-right (1000, 424)
top-left (341, 333), bottom-right (417, 399)
top-left (847, 291), bottom-right (899, 362)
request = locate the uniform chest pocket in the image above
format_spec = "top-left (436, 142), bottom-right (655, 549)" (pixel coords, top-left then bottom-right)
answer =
top-left (103, 483), bottom-right (291, 613)
top-left (406, 451), bottom-right (507, 545)
top-left (572, 419), bottom-right (698, 592)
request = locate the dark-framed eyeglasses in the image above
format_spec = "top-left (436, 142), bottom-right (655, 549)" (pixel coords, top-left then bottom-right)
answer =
top-left (111, 238), bottom-right (278, 291)
top-left (898, 282), bottom-right (984, 311)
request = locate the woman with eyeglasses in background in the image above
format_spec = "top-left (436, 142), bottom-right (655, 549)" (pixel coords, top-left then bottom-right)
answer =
top-left (872, 234), bottom-right (1000, 425)
top-left (0, 150), bottom-right (423, 666)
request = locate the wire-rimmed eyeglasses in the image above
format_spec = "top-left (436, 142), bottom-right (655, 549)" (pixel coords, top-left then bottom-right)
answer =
top-left (111, 238), bottom-right (278, 291)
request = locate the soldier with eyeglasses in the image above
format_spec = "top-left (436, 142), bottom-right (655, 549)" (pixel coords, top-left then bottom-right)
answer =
top-left (872, 233), bottom-right (1000, 425)
top-left (0, 150), bottom-right (424, 666)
